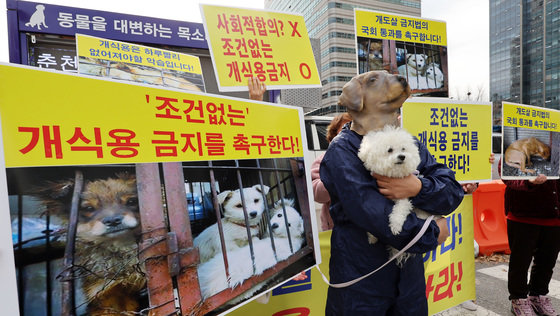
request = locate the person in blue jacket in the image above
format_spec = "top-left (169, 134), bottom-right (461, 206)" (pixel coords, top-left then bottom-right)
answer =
top-left (321, 122), bottom-right (464, 315)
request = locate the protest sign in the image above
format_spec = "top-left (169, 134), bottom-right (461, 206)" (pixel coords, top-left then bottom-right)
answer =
top-left (77, 33), bottom-right (206, 92)
top-left (200, 5), bottom-right (321, 91)
top-left (355, 9), bottom-right (448, 97)
top-left (501, 101), bottom-right (559, 179)
top-left (0, 63), bottom-right (319, 315)
top-left (402, 98), bottom-right (493, 182)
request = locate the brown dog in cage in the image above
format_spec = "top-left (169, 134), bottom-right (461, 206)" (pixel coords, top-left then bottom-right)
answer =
top-left (33, 172), bottom-right (146, 315)
top-left (368, 41), bottom-right (383, 70)
top-left (504, 137), bottom-right (551, 174)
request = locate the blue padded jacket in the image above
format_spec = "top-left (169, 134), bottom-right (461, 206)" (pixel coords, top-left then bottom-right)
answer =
top-left (321, 125), bottom-right (464, 316)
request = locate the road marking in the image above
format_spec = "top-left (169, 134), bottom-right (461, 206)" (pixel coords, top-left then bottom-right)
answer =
top-left (478, 265), bottom-right (560, 300)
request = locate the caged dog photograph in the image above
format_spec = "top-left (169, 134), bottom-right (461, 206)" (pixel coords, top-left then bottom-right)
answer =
top-left (356, 34), bottom-right (448, 98)
top-left (193, 184), bottom-right (270, 263)
top-left (78, 57), bottom-right (205, 92)
top-left (9, 158), bottom-right (313, 314)
top-left (9, 166), bottom-right (148, 315)
top-left (501, 127), bottom-right (559, 178)
top-left (197, 198), bottom-right (305, 301)
top-left (368, 40), bottom-right (384, 71)
top-left (186, 158), bottom-right (312, 307)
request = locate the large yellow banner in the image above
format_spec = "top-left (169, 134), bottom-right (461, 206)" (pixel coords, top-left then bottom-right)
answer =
top-left (502, 101), bottom-right (560, 132)
top-left (0, 64), bottom-right (304, 167)
top-left (228, 196), bottom-right (476, 315)
top-left (402, 98), bottom-right (493, 182)
top-left (355, 9), bottom-right (447, 46)
top-left (200, 5), bottom-right (321, 91)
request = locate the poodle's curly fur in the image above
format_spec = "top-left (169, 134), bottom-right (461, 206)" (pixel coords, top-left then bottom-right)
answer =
top-left (358, 125), bottom-right (434, 265)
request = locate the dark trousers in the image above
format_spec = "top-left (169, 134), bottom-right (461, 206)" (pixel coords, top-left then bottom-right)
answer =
top-left (507, 219), bottom-right (560, 300)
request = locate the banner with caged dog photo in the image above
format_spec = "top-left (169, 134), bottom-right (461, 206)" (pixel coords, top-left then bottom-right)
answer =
top-left (354, 9), bottom-right (449, 98)
top-left (501, 101), bottom-right (560, 180)
top-left (0, 63), bottom-right (320, 316)
top-left (76, 33), bottom-right (207, 93)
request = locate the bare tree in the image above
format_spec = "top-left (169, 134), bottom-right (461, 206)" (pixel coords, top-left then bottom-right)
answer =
top-left (453, 84), bottom-right (488, 101)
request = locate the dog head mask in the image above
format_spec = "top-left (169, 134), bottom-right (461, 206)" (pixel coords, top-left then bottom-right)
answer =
top-left (338, 71), bottom-right (410, 135)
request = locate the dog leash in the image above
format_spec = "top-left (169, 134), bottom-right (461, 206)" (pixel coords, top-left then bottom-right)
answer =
top-left (316, 215), bottom-right (434, 288)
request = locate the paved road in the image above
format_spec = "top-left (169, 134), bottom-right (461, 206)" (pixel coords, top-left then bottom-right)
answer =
top-left (435, 256), bottom-right (560, 315)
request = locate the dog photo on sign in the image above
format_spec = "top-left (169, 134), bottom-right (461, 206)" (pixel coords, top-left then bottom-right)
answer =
top-left (355, 32), bottom-right (448, 98)
top-left (8, 157), bottom-right (316, 316)
top-left (8, 165), bottom-right (148, 315)
top-left (184, 158), bottom-right (314, 312)
top-left (501, 126), bottom-right (560, 179)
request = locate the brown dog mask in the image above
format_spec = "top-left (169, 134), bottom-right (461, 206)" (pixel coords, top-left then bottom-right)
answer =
top-left (338, 71), bottom-right (411, 135)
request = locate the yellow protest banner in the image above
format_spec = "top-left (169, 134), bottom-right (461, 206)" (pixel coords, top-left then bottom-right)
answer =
top-left (501, 102), bottom-right (559, 179)
top-left (402, 98), bottom-right (493, 182)
top-left (502, 101), bottom-right (560, 132)
top-left (424, 195), bottom-right (476, 314)
top-left (355, 9), bottom-right (447, 46)
top-left (229, 196), bottom-right (476, 315)
top-left (0, 64), bottom-right (304, 168)
top-left (76, 34), bottom-right (205, 92)
top-left (77, 34), bottom-right (203, 74)
top-left (354, 9), bottom-right (448, 97)
top-left (200, 5), bottom-right (321, 91)
top-left (0, 63), bottom-right (321, 315)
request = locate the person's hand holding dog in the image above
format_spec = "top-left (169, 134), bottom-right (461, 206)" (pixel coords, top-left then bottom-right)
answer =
top-left (372, 173), bottom-right (422, 199)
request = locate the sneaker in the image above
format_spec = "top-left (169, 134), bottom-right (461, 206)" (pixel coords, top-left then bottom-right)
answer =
top-left (529, 295), bottom-right (558, 316)
top-left (512, 298), bottom-right (538, 316)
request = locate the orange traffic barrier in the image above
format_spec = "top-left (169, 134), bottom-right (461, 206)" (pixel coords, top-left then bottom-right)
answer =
top-left (472, 180), bottom-right (511, 256)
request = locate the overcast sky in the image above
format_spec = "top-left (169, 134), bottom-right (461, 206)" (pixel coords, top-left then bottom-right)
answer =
top-left (422, 0), bottom-right (489, 100)
top-left (0, 0), bottom-right (489, 100)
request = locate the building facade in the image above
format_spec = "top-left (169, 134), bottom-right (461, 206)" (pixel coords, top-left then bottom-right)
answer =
top-left (490, 0), bottom-right (560, 125)
top-left (264, 0), bottom-right (421, 116)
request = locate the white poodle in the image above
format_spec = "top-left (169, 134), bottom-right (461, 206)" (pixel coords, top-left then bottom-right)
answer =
top-left (358, 125), bottom-right (435, 264)
top-left (197, 199), bottom-right (304, 300)
top-left (194, 184), bottom-right (269, 263)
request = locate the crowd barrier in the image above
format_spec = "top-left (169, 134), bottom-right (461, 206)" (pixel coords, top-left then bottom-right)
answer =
top-left (472, 180), bottom-right (511, 255)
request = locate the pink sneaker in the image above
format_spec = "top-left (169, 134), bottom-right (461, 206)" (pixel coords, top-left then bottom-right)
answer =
top-left (529, 295), bottom-right (558, 316)
top-left (512, 298), bottom-right (538, 316)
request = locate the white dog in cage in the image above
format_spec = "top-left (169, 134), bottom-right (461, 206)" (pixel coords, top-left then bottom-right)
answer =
top-left (425, 63), bottom-right (444, 88)
top-left (398, 53), bottom-right (428, 90)
top-left (194, 184), bottom-right (270, 263)
top-left (197, 199), bottom-right (305, 300)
